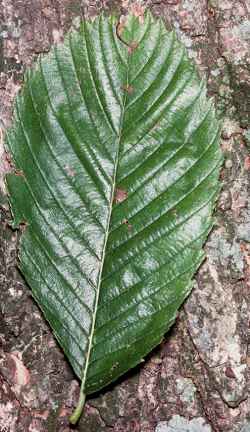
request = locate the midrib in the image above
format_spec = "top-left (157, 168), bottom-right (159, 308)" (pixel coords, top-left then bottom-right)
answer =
top-left (70, 19), bottom-right (135, 423)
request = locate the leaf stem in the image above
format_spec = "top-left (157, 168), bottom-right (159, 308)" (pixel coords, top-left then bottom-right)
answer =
top-left (69, 388), bottom-right (86, 425)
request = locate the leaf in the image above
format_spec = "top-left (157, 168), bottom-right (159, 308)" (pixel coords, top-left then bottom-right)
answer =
top-left (5, 11), bottom-right (222, 423)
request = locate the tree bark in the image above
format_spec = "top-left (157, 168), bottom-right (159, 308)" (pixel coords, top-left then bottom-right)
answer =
top-left (0, 1), bottom-right (250, 431)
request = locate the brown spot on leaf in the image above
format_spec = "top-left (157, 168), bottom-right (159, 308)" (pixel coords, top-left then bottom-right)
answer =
top-left (65, 165), bottom-right (76, 177)
top-left (128, 41), bottom-right (139, 54)
top-left (122, 84), bottom-right (134, 94)
top-left (114, 188), bottom-right (128, 204)
top-left (14, 169), bottom-right (25, 177)
top-left (111, 362), bottom-right (119, 371)
top-left (122, 218), bottom-right (132, 230)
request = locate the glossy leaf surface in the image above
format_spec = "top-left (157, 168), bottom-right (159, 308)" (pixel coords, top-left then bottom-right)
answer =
top-left (6, 12), bottom-right (222, 406)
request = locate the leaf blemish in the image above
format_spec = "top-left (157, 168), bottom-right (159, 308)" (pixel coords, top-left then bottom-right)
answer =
top-left (65, 165), bottom-right (76, 177)
top-left (122, 84), bottom-right (134, 94)
top-left (114, 188), bottom-right (128, 203)
top-left (122, 219), bottom-right (132, 230)
top-left (14, 169), bottom-right (25, 177)
top-left (111, 362), bottom-right (119, 370)
top-left (128, 41), bottom-right (139, 54)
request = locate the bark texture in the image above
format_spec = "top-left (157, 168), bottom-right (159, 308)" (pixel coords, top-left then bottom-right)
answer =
top-left (0, 1), bottom-right (250, 431)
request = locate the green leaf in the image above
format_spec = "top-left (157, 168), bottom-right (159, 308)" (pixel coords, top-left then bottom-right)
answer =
top-left (5, 12), bottom-right (222, 423)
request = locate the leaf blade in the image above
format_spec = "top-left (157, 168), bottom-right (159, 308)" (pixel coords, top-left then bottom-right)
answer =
top-left (6, 11), bottom-right (222, 416)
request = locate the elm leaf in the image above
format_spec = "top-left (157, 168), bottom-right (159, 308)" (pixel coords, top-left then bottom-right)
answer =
top-left (5, 12), bottom-right (222, 423)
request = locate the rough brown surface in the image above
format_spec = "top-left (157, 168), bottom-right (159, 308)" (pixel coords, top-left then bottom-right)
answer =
top-left (0, 1), bottom-right (250, 431)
